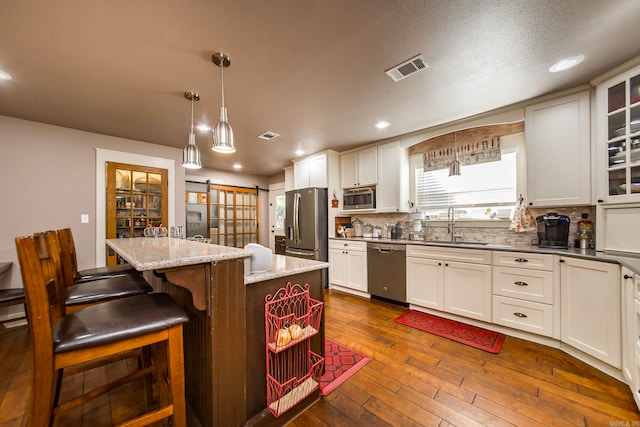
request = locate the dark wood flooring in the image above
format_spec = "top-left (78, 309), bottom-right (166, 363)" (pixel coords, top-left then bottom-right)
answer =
top-left (0, 289), bottom-right (638, 426)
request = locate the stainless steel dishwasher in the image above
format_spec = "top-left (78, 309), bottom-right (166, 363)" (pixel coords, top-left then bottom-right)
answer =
top-left (367, 242), bottom-right (406, 303)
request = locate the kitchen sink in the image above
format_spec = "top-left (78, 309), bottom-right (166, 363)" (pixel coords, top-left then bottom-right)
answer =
top-left (426, 241), bottom-right (488, 246)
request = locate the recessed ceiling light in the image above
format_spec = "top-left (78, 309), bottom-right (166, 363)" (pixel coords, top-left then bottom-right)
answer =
top-left (549, 55), bottom-right (584, 73)
top-left (375, 121), bottom-right (390, 129)
top-left (196, 124), bottom-right (211, 132)
top-left (0, 70), bottom-right (12, 80)
top-left (295, 149), bottom-right (305, 156)
top-left (233, 163), bottom-right (242, 169)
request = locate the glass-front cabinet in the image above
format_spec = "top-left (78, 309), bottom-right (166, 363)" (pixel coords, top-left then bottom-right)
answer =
top-left (598, 64), bottom-right (640, 202)
top-left (106, 162), bottom-right (168, 265)
top-left (209, 184), bottom-right (259, 248)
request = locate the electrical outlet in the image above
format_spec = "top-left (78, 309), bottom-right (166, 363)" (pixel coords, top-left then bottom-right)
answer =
top-left (81, 214), bottom-right (89, 224)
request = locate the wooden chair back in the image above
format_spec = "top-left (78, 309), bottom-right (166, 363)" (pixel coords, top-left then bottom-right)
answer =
top-left (15, 236), bottom-right (59, 388)
top-left (56, 227), bottom-right (79, 287)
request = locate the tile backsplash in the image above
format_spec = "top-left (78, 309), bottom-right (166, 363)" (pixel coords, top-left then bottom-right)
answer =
top-left (344, 206), bottom-right (596, 248)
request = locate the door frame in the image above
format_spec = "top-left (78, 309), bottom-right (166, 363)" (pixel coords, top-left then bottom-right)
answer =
top-left (268, 182), bottom-right (285, 252)
top-left (95, 148), bottom-right (176, 267)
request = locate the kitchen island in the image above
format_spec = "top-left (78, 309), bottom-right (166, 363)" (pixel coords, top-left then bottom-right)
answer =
top-left (106, 237), bottom-right (328, 427)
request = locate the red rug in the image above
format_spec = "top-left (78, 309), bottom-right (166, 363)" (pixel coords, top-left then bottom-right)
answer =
top-left (394, 310), bottom-right (505, 353)
top-left (320, 338), bottom-right (371, 395)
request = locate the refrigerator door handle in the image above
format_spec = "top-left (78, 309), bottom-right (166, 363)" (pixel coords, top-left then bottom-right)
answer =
top-left (294, 192), bottom-right (301, 244)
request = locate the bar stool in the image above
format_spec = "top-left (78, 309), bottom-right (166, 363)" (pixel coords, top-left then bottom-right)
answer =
top-left (46, 230), bottom-right (152, 312)
top-left (15, 234), bottom-right (188, 426)
top-left (57, 227), bottom-right (134, 283)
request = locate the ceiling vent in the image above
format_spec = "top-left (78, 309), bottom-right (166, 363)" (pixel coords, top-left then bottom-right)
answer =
top-left (257, 131), bottom-right (280, 140)
top-left (385, 54), bottom-right (429, 82)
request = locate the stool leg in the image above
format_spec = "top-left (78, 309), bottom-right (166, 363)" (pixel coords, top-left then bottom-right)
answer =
top-left (167, 325), bottom-right (186, 427)
top-left (139, 346), bottom-right (154, 408)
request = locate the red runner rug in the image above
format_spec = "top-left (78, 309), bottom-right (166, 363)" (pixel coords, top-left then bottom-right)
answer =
top-left (320, 338), bottom-right (371, 395)
top-left (395, 310), bottom-right (505, 353)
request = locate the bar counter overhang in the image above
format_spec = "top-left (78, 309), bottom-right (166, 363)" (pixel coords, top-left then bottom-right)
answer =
top-left (106, 237), bottom-right (328, 427)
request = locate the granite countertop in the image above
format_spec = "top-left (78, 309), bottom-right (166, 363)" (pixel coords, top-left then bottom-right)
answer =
top-left (244, 254), bottom-right (329, 285)
top-left (330, 237), bottom-right (640, 275)
top-left (106, 237), bottom-right (251, 271)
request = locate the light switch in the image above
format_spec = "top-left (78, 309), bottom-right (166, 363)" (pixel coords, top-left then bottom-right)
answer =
top-left (81, 214), bottom-right (89, 224)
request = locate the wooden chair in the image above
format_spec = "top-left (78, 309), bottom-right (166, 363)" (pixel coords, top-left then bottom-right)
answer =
top-left (0, 288), bottom-right (27, 334)
top-left (15, 234), bottom-right (188, 426)
top-left (48, 229), bottom-right (152, 312)
top-left (57, 227), bottom-right (133, 283)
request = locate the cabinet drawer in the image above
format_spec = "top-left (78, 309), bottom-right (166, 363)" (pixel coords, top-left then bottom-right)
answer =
top-left (492, 266), bottom-right (554, 304)
top-left (407, 245), bottom-right (491, 264)
top-left (329, 239), bottom-right (366, 251)
top-left (492, 295), bottom-right (554, 337)
top-left (492, 251), bottom-right (554, 270)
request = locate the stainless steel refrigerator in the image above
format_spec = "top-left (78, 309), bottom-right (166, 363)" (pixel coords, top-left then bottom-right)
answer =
top-left (285, 187), bottom-right (328, 261)
top-left (185, 181), bottom-right (209, 238)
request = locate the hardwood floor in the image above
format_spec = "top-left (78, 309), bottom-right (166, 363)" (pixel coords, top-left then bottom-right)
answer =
top-left (288, 290), bottom-right (640, 427)
top-left (0, 289), bottom-right (638, 426)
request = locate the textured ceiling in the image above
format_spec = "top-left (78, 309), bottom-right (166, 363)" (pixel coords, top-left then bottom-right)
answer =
top-left (1, 0), bottom-right (640, 176)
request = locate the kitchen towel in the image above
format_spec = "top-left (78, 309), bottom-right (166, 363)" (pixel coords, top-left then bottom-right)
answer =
top-left (509, 199), bottom-right (536, 232)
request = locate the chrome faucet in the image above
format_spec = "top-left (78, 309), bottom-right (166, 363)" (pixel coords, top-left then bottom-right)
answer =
top-left (447, 205), bottom-right (463, 242)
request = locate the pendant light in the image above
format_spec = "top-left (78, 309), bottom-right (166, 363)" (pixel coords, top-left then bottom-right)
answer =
top-left (211, 52), bottom-right (235, 153)
top-left (449, 131), bottom-right (461, 176)
top-left (182, 92), bottom-right (202, 169)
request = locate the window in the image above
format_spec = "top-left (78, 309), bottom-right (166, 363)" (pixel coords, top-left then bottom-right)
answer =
top-left (410, 134), bottom-right (524, 220)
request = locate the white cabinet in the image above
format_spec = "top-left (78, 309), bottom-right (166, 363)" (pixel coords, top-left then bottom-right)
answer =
top-left (284, 166), bottom-right (294, 192)
top-left (406, 245), bottom-right (492, 322)
top-left (340, 147), bottom-right (377, 189)
top-left (595, 63), bottom-right (640, 203)
top-left (376, 141), bottom-right (410, 213)
top-left (524, 90), bottom-right (591, 207)
top-left (328, 240), bottom-right (367, 293)
top-left (406, 257), bottom-right (444, 310)
top-left (294, 153), bottom-right (327, 189)
top-left (444, 261), bottom-right (492, 322)
top-left (491, 251), bottom-right (558, 338)
top-left (560, 256), bottom-right (621, 368)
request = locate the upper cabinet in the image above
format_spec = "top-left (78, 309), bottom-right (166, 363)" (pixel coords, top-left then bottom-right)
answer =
top-left (340, 146), bottom-right (378, 189)
top-left (293, 152), bottom-right (336, 189)
top-left (524, 90), bottom-right (591, 207)
top-left (376, 141), bottom-right (410, 212)
top-left (596, 64), bottom-right (640, 203)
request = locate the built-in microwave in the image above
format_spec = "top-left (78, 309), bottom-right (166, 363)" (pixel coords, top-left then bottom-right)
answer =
top-left (343, 186), bottom-right (376, 210)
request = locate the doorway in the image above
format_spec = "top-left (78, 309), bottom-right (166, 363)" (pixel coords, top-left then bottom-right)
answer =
top-left (268, 183), bottom-right (285, 253)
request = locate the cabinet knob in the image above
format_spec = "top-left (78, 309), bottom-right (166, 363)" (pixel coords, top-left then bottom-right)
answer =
top-left (445, 263), bottom-right (449, 267)
top-left (513, 312), bottom-right (528, 318)
top-left (597, 199), bottom-right (604, 203)
top-left (528, 202), bottom-right (533, 206)
top-left (514, 258), bottom-right (529, 263)
top-left (559, 259), bottom-right (565, 263)
top-left (624, 274), bottom-right (633, 280)
top-left (514, 281), bottom-right (528, 287)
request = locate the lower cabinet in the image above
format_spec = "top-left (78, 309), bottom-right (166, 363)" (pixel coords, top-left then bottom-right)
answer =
top-left (491, 252), bottom-right (558, 338)
top-left (560, 256), bottom-right (621, 368)
top-left (406, 245), bottom-right (492, 322)
top-left (622, 267), bottom-right (635, 384)
top-left (328, 240), bottom-right (367, 292)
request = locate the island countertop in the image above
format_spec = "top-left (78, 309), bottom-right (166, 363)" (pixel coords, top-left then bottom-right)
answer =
top-left (106, 237), bottom-right (251, 271)
top-left (244, 254), bottom-right (329, 284)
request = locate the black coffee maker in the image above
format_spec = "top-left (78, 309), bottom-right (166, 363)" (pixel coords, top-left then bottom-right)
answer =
top-left (536, 213), bottom-right (570, 248)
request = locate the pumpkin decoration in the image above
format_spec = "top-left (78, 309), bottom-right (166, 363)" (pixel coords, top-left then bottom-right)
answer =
top-left (275, 327), bottom-right (291, 347)
top-left (289, 324), bottom-right (303, 340)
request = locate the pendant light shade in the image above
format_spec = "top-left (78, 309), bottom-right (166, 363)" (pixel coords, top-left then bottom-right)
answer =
top-left (182, 92), bottom-right (202, 169)
top-left (449, 131), bottom-right (461, 176)
top-left (211, 52), bottom-right (236, 154)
